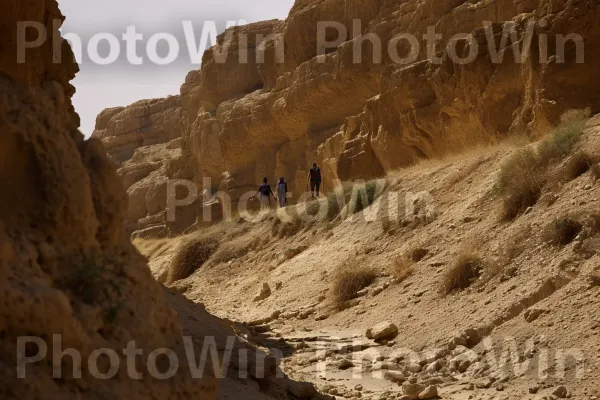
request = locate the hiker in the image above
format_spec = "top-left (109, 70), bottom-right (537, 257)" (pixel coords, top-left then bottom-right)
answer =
top-left (276, 177), bottom-right (288, 208)
top-left (252, 177), bottom-right (277, 210)
top-left (307, 162), bottom-right (322, 199)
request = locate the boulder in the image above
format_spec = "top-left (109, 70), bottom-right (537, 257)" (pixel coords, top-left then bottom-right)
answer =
top-left (384, 371), bottom-right (406, 384)
top-left (366, 321), bottom-right (399, 341)
top-left (418, 386), bottom-right (439, 399)
top-left (402, 383), bottom-right (427, 398)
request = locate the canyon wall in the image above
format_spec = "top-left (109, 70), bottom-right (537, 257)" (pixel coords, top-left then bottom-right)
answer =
top-left (0, 1), bottom-right (219, 398)
top-left (2, 2), bottom-right (329, 399)
top-left (95, 0), bottom-right (600, 236)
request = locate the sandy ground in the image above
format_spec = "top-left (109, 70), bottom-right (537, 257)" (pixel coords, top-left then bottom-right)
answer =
top-left (140, 115), bottom-right (600, 399)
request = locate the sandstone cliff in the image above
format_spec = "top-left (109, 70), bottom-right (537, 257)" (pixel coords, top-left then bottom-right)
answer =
top-left (0, 2), bottom-right (327, 399)
top-left (95, 0), bottom-right (600, 236)
top-left (0, 1), bottom-right (217, 397)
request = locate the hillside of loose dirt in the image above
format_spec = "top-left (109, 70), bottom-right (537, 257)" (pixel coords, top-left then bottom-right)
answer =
top-left (138, 113), bottom-right (600, 400)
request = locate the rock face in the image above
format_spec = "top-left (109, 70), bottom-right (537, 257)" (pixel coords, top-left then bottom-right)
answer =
top-left (0, 2), bottom-right (318, 399)
top-left (96, 0), bottom-right (600, 233)
top-left (0, 2), bottom-right (221, 394)
top-left (0, 64), bottom-right (219, 400)
top-left (92, 96), bottom-right (208, 236)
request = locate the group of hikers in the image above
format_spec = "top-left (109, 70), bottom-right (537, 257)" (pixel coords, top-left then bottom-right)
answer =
top-left (251, 162), bottom-right (322, 209)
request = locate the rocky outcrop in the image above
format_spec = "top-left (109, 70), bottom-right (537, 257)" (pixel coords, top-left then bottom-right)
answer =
top-left (0, 2), bottom-right (330, 399)
top-left (93, 96), bottom-right (184, 164)
top-left (91, 96), bottom-right (206, 237)
top-left (96, 0), bottom-right (600, 232)
top-left (0, 1), bottom-right (222, 393)
top-left (1, 0), bottom-right (79, 130)
top-left (0, 67), bottom-right (219, 400)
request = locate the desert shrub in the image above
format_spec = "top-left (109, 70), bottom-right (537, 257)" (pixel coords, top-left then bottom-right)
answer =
top-left (134, 239), bottom-right (170, 259)
top-left (561, 151), bottom-right (593, 181)
top-left (393, 256), bottom-right (414, 284)
top-left (321, 182), bottom-right (354, 221)
top-left (537, 111), bottom-right (588, 165)
top-left (168, 236), bottom-right (220, 283)
top-left (210, 237), bottom-right (257, 264)
top-left (442, 253), bottom-right (484, 295)
top-left (348, 179), bottom-right (386, 215)
top-left (60, 252), bottom-right (124, 324)
top-left (332, 264), bottom-right (377, 309)
top-left (496, 111), bottom-right (589, 220)
top-left (543, 218), bottom-right (583, 246)
top-left (276, 213), bottom-right (304, 237)
top-left (496, 149), bottom-right (544, 220)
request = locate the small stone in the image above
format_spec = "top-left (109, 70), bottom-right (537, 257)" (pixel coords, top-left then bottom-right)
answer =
top-left (407, 363), bottom-right (422, 373)
top-left (418, 385), bottom-right (438, 399)
top-left (367, 321), bottom-right (399, 341)
top-left (402, 382), bottom-right (426, 397)
top-left (529, 386), bottom-right (540, 394)
top-left (337, 359), bottom-right (354, 370)
top-left (384, 370), bottom-right (406, 384)
top-left (253, 283), bottom-right (271, 302)
top-left (425, 361), bottom-right (441, 373)
top-left (553, 386), bottom-right (568, 398)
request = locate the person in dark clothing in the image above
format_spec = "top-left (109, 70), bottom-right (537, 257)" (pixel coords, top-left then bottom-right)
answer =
top-left (307, 162), bottom-right (322, 199)
top-left (276, 177), bottom-right (288, 208)
top-left (252, 177), bottom-right (277, 209)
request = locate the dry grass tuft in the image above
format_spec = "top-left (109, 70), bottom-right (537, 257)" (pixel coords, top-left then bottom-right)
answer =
top-left (562, 151), bottom-right (593, 181)
top-left (134, 238), bottom-right (171, 259)
top-left (543, 217), bottom-right (583, 246)
top-left (348, 179), bottom-right (386, 215)
top-left (496, 112), bottom-right (588, 221)
top-left (210, 235), bottom-right (261, 265)
top-left (271, 209), bottom-right (305, 237)
top-left (332, 264), bottom-right (377, 309)
top-left (168, 236), bottom-right (220, 283)
top-left (393, 256), bottom-right (414, 284)
top-left (496, 149), bottom-right (544, 220)
top-left (537, 110), bottom-right (588, 165)
top-left (442, 253), bottom-right (484, 295)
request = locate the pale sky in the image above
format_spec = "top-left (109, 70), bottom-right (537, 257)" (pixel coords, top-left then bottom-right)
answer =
top-left (57, 0), bottom-right (295, 136)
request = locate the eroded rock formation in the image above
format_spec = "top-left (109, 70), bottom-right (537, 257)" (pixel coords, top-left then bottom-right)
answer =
top-left (95, 0), bottom-right (600, 235)
top-left (0, 2), bottom-right (327, 399)
top-left (0, 2), bottom-right (217, 397)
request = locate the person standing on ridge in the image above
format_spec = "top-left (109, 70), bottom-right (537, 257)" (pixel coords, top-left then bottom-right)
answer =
top-left (276, 177), bottom-right (288, 208)
top-left (252, 177), bottom-right (277, 210)
top-left (307, 162), bottom-right (322, 199)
